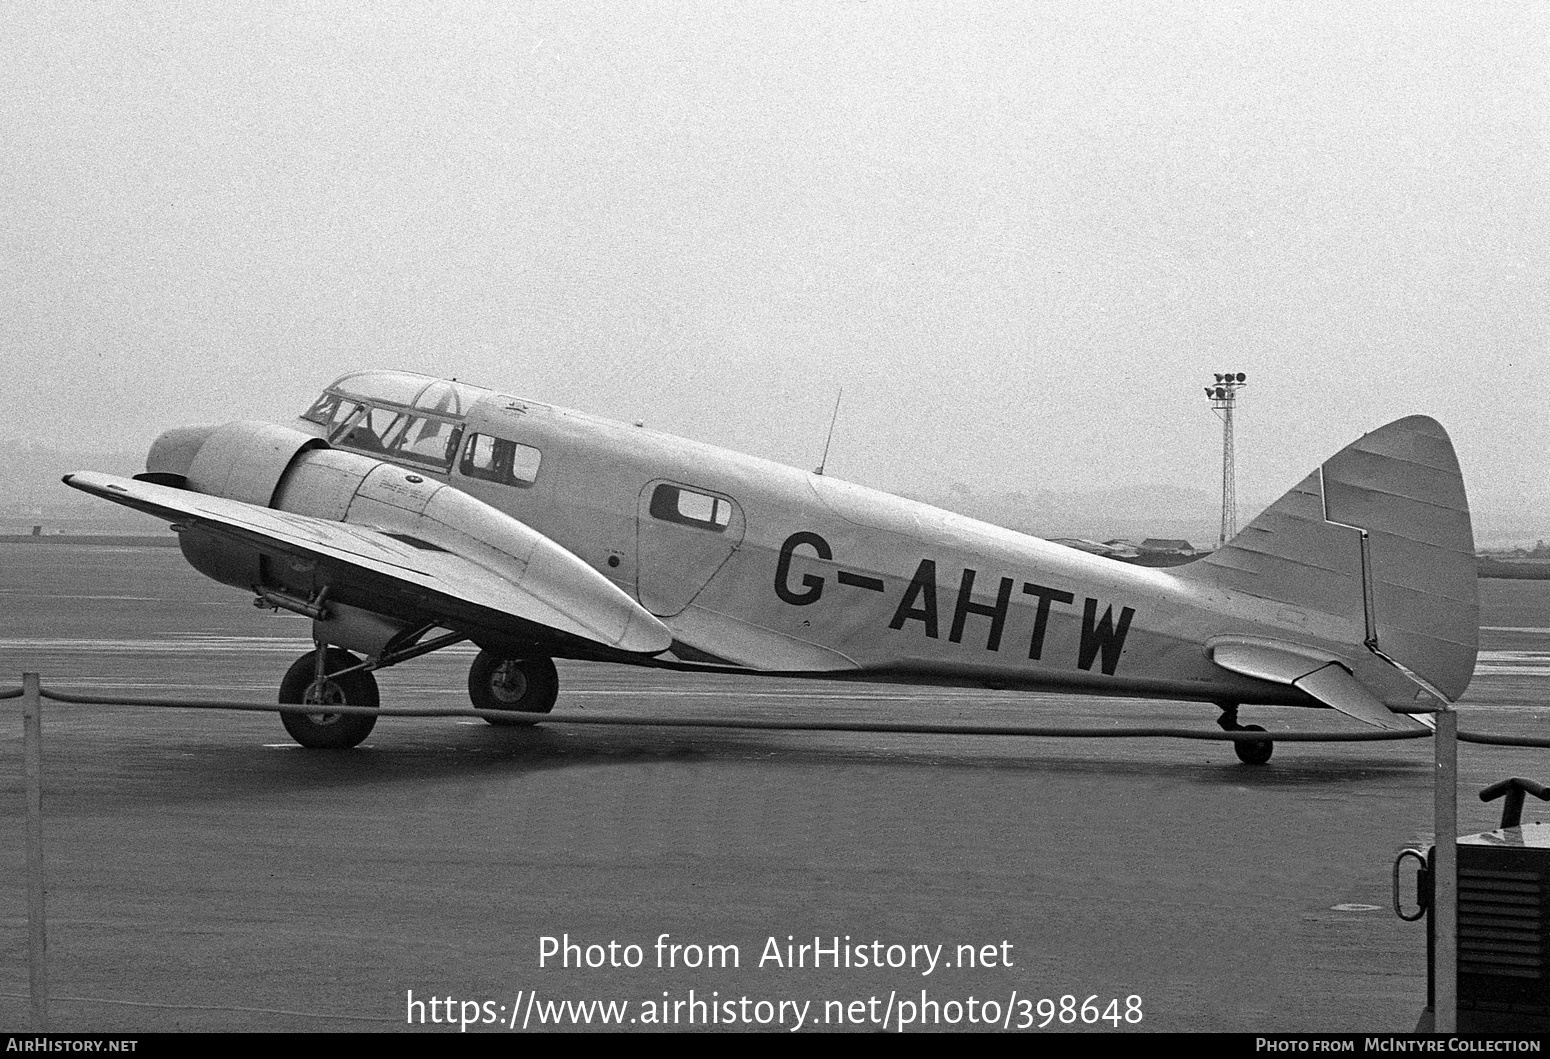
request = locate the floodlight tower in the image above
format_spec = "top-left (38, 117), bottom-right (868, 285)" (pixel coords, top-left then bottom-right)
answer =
top-left (1204, 372), bottom-right (1247, 546)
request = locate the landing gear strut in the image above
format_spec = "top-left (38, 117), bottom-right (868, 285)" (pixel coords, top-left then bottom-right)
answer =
top-left (279, 645), bottom-right (379, 749)
top-left (468, 649), bottom-right (559, 725)
top-left (1216, 703), bottom-right (1273, 766)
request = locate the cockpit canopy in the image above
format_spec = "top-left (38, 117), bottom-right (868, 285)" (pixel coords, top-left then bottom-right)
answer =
top-left (300, 370), bottom-right (492, 471)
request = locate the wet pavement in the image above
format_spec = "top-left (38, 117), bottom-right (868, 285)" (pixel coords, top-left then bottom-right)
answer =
top-left (1, 545), bottom-right (1547, 1032)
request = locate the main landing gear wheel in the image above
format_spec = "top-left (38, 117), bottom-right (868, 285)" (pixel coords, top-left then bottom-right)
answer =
top-left (468, 649), bottom-right (559, 725)
top-left (1233, 724), bottom-right (1274, 766)
top-left (279, 647), bottom-right (379, 749)
top-left (1216, 703), bottom-right (1274, 766)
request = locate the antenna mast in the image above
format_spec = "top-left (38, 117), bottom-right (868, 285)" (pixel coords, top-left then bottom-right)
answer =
top-left (814, 389), bottom-right (843, 476)
top-left (1204, 372), bottom-right (1247, 545)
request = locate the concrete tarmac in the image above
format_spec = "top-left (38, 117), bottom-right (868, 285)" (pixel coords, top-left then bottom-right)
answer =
top-left (1, 545), bottom-right (1548, 1033)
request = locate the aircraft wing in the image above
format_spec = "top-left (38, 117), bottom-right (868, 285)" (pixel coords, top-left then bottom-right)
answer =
top-left (63, 471), bottom-right (672, 656)
top-left (1209, 639), bottom-right (1432, 732)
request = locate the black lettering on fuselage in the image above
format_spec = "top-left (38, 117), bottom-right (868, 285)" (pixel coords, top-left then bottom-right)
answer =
top-left (775, 531), bottom-right (832, 606)
top-left (836, 571), bottom-right (886, 592)
top-left (1021, 583), bottom-right (1076, 660)
top-left (889, 559), bottom-right (940, 638)
top-left (949, 568), bottom-right (1015, 652)
top-left (1077, 598), bottom-right (1135, 675)
top-left (875, 557), bottom-right (1136, 675)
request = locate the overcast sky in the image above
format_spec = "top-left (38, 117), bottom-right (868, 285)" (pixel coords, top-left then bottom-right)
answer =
top-left (5, 2), bottom-right (1545, 538)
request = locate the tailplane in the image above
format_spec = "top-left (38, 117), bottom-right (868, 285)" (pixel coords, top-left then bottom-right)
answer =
top-left (1177, 415), bottom-right (1478, 703)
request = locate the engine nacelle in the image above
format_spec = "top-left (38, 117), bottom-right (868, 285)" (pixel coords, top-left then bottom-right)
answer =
top-left (271, 447), bottom-right (380, 521)
top-left (160, 419), bottom-right (614, 650)
top-left (166, 424), bottom-right (363, 593)
top-left (178, 526), bottom-right (265, 592)
top-left (186, 422), bottom-right (328, 507)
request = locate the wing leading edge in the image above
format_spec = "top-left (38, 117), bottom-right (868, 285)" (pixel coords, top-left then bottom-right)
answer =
top-left (63, 471), bottom-right (672, 656)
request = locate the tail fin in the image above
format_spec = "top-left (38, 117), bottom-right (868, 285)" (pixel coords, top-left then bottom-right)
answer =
top-left (1177, 415), bottom-right (1478, 701)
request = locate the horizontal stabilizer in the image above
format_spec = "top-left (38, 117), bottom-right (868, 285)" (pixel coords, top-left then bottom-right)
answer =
top-left (63, 471), bottom-right (672, 656)
top-left (1210, 639), bottom-right (1431, 731)
top-left (1293, 663), bottom-right (1431, 732)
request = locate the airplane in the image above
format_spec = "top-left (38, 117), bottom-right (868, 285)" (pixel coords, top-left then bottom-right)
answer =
top-left (63, 369), bottom-right (1478, 765)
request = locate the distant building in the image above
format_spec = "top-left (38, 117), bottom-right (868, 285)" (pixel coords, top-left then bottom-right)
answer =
top-left (1138, 538), bottom-right (1199, 555)
top-left (1050, 538), bottom-right (1107, 554)
top-left (1048, 536), bottom-right (1202, 567)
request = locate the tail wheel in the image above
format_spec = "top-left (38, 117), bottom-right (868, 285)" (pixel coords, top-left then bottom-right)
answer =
top-left (468, 649), bottom-right (559, 725)
top-left (1233, 724), bottom-right (1274, 766)
top-left (279, 648), bottom-right (379, 749)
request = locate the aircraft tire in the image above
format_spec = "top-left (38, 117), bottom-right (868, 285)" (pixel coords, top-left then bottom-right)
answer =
top-left (1233, 724), bottom-right (1273, 766)
top-left (468, 650), bottom-right (559, 725)
top-left (278, 648), bottom-right (379, 749)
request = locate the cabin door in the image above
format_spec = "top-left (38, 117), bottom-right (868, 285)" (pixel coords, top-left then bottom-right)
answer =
top-left (635, 480), bottom-right (745, 616)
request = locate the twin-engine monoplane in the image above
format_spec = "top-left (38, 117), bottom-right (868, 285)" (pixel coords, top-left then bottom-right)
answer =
top-left (66, 370), bottom-right (1478, 763)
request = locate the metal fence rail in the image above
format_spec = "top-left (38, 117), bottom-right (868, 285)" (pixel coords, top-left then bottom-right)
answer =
top-left (32, 680), bottom-right (1550, 746)
top-left (1457, 730), bottom-right (1550, 748)
top-left (36, 683), bottom-right (1440, 743)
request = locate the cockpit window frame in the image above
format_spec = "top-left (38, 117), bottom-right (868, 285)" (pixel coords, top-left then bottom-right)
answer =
top-left (303, 393), bottom-right (364, 433)
top-left (327, 405), bottom-right (465, 470)
top-left (307, 373), bottom-right (487, 473)
top-left (326, 371), bottom-right (440, 409)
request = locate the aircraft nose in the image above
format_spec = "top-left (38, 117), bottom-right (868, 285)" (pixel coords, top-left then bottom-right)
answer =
top-left (145, 425), bottom-right (218, 478)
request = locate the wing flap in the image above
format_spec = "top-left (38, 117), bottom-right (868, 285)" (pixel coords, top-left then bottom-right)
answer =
top-left (64, 471), bottom-right (671, 655)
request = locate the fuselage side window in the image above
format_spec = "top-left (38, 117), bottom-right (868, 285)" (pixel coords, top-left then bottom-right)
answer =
top-left (460, 432), bottom-right (542, 487)
top-left (649, 484), bottom-right (732, 531)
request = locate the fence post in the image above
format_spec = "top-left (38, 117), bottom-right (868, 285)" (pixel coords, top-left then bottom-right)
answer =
top-left (1433, 708), bottom-right (1456, 1034)
top-left (23, 672), bottom-right (48, 1032)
